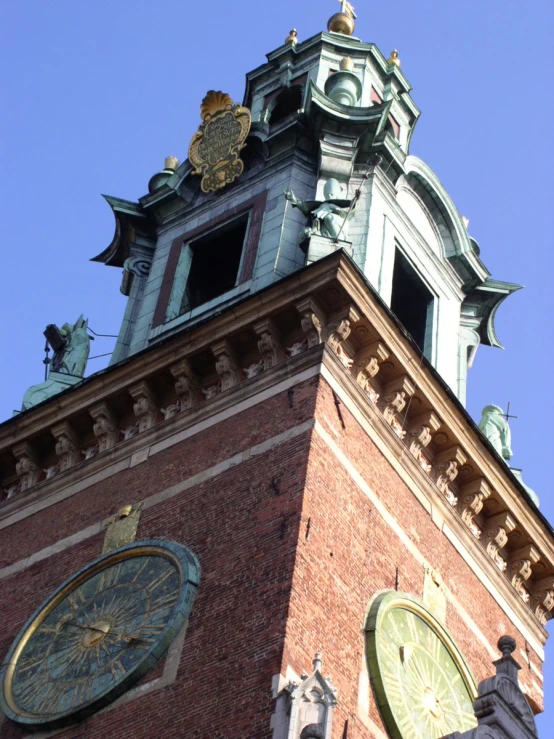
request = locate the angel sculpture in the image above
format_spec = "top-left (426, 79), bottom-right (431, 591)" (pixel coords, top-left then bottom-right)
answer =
top-left (285, 178), bottom-right (356, 243)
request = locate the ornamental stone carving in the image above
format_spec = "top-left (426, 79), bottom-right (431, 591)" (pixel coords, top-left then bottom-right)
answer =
top-left (459, 479), bottom-right (492, 529)
top-left (90, 403), bottom-right (119, 452)
top-left (13, 442), bottom-right (41, 492)
top-left (530, 576), bottom-right (554, 624)
top-left (212, 340), bottom-right (240, 391)
top-left (51, 422), bottom-right (81, 472)
top-left (170, 359), bottom-right (200, 411)
top-left (379, 376), bottom-right (416, 425)
top-left (353, 340), bottom-right (389, 392)
top-left (407, 411), bottom-right (441, 464)
top-left (296, 298), bottom-right (325, 348)
top-left (188, 90), bottom-right (251, 193)
top-left (271, 654), bottom-right (336, 739)
top-left (254, 319), bottom-right (283, 370)
top-left (443, 637), bottom-right (538, 739)
top-left (482, 513), bottom-right (517, 572)
top-left (129, 382), bottom-right (158, 433)
top-left (508, 545), bottom-right (540, 594)
top-left (433, 446), bottom-right (467, 494)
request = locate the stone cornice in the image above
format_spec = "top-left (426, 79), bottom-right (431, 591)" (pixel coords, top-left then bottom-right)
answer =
top-left (1, 252), bottom-right (552, 628)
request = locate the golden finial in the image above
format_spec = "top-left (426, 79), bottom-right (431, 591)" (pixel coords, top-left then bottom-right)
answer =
top-left (387, 50), bottom-right (401, 67)
top-left (285, 29), bottom-right (298, 46)
top-left (164, 155), bottom-right (179, 171)
top-left (340, 56), bottom-right (354, 72)
top-left (328, 1), bottom-right (357, 36)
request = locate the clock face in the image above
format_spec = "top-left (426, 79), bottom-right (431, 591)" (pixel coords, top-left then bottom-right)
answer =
top-left (366, 592), bottom-right (478, 739)
top-left (0, 540), bottom-right (200, 729)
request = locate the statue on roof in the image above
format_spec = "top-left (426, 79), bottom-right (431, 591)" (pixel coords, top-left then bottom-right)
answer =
top-left (478, 405), bottom-right (513, 463)
top-left (285, 178), bottom-right (356, 242)
top-left (45, 316), bottom-right (91, 378)
top-left (19, 316), bottom-right (92, 413)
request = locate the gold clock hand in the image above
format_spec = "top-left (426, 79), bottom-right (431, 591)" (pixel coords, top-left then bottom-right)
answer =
top-left (66, 621), bottom-right (108, 636)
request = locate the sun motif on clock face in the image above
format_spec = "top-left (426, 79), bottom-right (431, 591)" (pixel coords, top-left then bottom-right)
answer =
top-left (366, 592), bottom-right (478, 739)
top-left (0, 541), bottom-right (200, 730)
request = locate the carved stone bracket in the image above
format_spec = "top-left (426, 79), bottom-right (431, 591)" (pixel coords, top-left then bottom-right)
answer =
top-left (508, 545), bottom-right (540, 601)
top-left (433, 446), bottom-right (467, 495)
top-left (296, 298), bottom-right (325, 348)
top-left (379, 376), bottom-right (416, 425)
top-left (530, 576), bottom-right (554, 625)
top-left (90, 402), bottom-right (119, 452)
top-left (12, 442), bottom-right (41, 492)
top-left (129, 381), bottom-right (158, 433)
top-left (408, 411), bottom-right (441, 458)
top-left (459, 478), bottom-right (492, 530)
top-left (353, 340), bottom-right (389, 399)
top-left (51, 421), bottom-right (81, 472)
top-left (324, 306), bottom-right (360, 366)
top-left (212, 340), bottom-right (240, 391)
top-left (170, 359), bottom-right (200, 411)
top-left (254, 319), bottom-right (283, 370)
top-left (483, 512), bottom-right (517, 572)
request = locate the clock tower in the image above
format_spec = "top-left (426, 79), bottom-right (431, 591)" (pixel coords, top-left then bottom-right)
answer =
top-left (0, 4), bottom-right (552, 738)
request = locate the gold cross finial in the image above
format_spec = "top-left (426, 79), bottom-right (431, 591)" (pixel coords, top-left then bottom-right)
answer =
top-left (339, 0), bottom-right (357, 19)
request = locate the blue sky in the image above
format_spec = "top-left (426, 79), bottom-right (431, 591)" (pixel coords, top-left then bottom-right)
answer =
top-left (1, 0), bottom-right (553, 731)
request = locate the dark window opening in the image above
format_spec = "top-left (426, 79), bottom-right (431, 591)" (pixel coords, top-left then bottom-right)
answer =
top-left (390, 250), bottom-right (434, 352)
top-left (270, 86), bottom-right (303, 126)
top-left (183, 216), bottom-right (248, 311)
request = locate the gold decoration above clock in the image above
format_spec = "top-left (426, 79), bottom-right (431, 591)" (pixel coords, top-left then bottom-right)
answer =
top-left (0, 540), bottom-right (200, 730)
top-left (188, 90), bottom-right (251, 194)
top-left (366, 592), bottom-right (478, 739)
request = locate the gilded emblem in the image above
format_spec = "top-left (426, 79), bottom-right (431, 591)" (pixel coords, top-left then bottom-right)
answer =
top-left (188, 91), bottom-right (251, 194)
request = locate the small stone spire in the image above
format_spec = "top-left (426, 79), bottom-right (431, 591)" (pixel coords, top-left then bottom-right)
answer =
top-left (312, 652), bottom-right (323, 672)
top-left (494, 635), bottom-right (521, 683)
top-left (388, 50), bottom-right (401, 67)
top-left (285, 29), bottom-right (298, 46)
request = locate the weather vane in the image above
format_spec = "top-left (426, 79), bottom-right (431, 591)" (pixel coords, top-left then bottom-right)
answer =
top-left (339, 0), bottom-right (357, 19)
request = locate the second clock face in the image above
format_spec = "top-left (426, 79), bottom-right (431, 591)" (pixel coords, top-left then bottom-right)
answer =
top-left (366, 592), bottom-right (478, 739)
top-left (0, 541), bottom-right (200, 729)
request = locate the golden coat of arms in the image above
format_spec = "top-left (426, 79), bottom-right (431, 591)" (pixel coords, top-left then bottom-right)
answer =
top-left (188, 91), bottom-right (252, 194)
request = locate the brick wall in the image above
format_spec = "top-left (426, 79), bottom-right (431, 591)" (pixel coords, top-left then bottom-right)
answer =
top-left (0, 373), bottom-right (545, 739)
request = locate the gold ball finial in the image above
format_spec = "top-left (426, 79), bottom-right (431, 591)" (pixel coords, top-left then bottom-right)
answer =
top-left (164, 155), bottom-right (179, 171)
top-left (387, 50), bottom-right (401, 67)
top-left (340, 56), bottom-right (354, 72)
top-left (285, 29), bottom-right (298, 46)
top-left (118, 505), bottom-right (133, 519)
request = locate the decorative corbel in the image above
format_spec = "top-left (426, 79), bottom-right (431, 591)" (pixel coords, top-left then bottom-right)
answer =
top-left (407, 411), bottom-right (441, 458)
top-left (379, 376), bottom-right (416, 425)
top-left (322, 306), bottom-right (360, 371)
top-left (458, 478), bottom-right (492, 534)
top-left (253, 319), bottom-right (283, 370)
top-left (433, 446), bottom-right (467, 497)
top-left (508, 545), bottom-right (540, 601)
top-left (296, 297), bottom-right (325, 348)
top-left (482, 512), bottom-right (517, 572)
top-left (12, 442), bottom-right (41, 492)
top-left (51, 421), bottom-right (81, 472)
top-left (530, 576), bottom-right (554, 625)
top-left (129, 381), bottom-right (158, 433)
top-left (212, 339), bottom-right (240, 391)
top-left (353, 340), bottom-right (390, 393)
top-left (170, 359), bottom-right (200, 411)
top-left (90, 402), bottom-right (119, 452)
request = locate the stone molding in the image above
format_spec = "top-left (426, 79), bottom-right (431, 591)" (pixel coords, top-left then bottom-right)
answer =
top-left (1, 252), bottom-right (553, 626)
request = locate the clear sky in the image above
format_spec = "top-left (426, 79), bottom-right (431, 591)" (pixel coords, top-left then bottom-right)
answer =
top-left (1, 0), bottom-right (553, 732)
